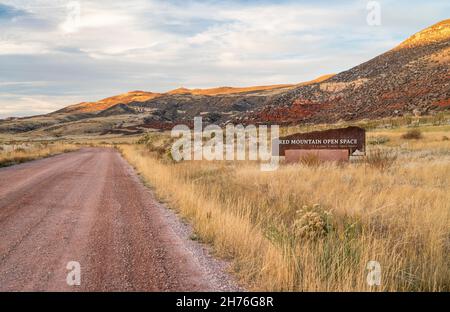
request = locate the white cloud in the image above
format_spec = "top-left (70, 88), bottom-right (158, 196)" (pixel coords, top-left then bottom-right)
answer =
top-left (0, 93), bottom-right (87, 118)
top-left (0, 81), bottom-right (50, 87)
top-left (0, 41), bottom-right (47, 55)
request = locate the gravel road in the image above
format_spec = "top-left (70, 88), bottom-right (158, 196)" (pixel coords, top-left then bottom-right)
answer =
top-left (0, 148), bottom-right (239, 291)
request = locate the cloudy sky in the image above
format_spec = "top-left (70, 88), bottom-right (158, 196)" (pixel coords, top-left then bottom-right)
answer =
top-left (0, 0), bottom-right (449, 118)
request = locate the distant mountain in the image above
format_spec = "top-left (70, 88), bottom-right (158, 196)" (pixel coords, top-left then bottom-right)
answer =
top-left (54, 77), bottom-right (334, 115)
top-left (0, 20), bottom-right (448, 136)
top-left (57, 91), bottom-right (163, 114)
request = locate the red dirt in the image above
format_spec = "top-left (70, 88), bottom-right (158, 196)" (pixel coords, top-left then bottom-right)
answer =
top-left (0, 148), bottom-right (232, 291)
top-left (435, 98), bottom-right (450, 107)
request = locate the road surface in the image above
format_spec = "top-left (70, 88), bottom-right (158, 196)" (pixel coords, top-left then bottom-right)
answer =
top-left (0, 148), bottom-right (237, 291)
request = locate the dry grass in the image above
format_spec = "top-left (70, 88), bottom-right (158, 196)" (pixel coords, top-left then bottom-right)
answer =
top-left (299, 153), bottom-right (323, 167)
top-left (0, 142), bottom-right (79, 167)
top-left (120, 127), bottom-right (450, 291)
top-left (365, 148), bottom-right (398, 171)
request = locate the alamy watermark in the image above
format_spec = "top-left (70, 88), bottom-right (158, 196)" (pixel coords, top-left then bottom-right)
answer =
top-left (66, 261), bottom-right (81, 286)
top-left (61, 1), bottom-right (81, 33)
top-left (366, 1), bottom-right (381, 26)
top-left (171, 117), bottom-right (280, 171)
top-left (366, 261), bottom-right (382, 286)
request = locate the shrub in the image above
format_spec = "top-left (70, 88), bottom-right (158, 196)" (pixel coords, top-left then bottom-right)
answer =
top-left (403, 115), bottom-right (413, 125)
top-left (365, 148), bottom-right (397, 171)
top-left (402, 129), bottom-right (422, 140)
top-left (368, 136), bottom-right (390, 145)
top-left (443, 136), bottom-right (449, 141)
top-left (293, 204), bottom-right (333, 240)
top-left (432, 112), bottom-right (445, 125)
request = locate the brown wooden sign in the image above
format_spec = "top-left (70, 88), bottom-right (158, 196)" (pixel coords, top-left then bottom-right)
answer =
top-left (274, 126), bottom-right (366, 156)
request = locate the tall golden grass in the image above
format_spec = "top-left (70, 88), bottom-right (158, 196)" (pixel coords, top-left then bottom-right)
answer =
top-left (120, 129), bottom-right (450, 291)
top-left (0, 142), bottom-right (78, 167)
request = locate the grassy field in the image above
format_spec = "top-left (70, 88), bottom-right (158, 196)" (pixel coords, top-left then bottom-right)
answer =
top-left (0, 142), bottom-right (79, 167)
top-left (120, 125), bottom-right (450, 291)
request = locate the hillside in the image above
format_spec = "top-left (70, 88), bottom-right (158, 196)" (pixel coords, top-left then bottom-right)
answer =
top-left (247, 19), bottom-right (450, 125)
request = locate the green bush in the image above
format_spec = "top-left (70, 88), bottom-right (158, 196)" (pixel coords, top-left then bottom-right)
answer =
top-left (368, 136), bottom-right (390, 145)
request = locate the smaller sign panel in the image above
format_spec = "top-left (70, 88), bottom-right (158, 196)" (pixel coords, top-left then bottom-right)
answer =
top-left (274, 126), bottom-right (366, 156)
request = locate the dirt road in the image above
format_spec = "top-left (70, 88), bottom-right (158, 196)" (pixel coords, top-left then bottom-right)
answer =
top-left (0, 148), bottom-right (238, 291)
